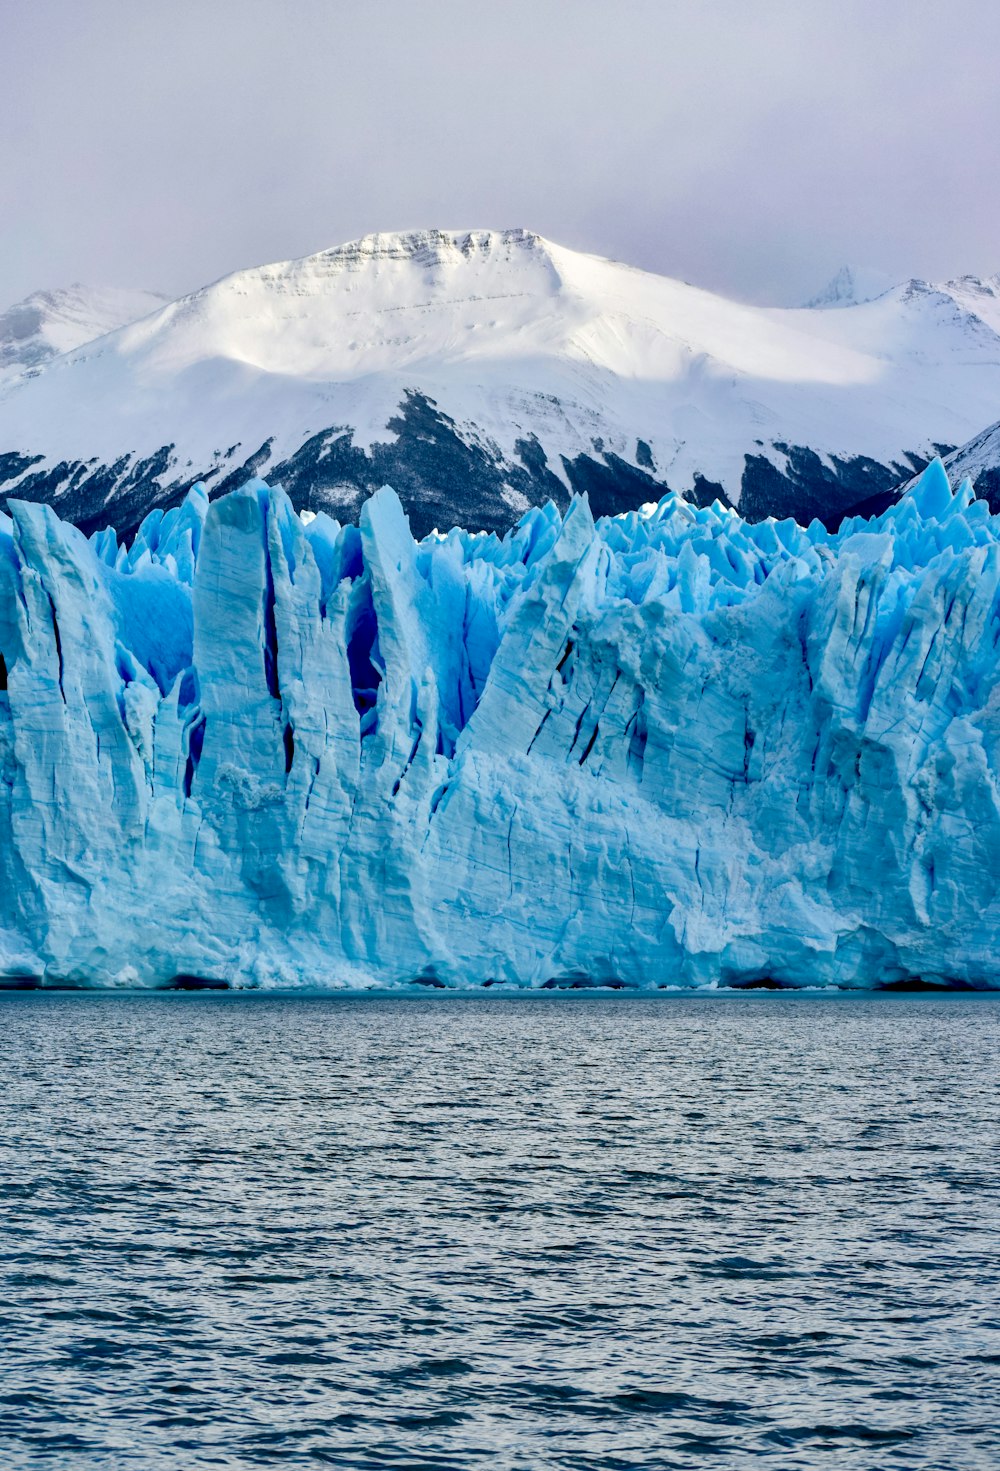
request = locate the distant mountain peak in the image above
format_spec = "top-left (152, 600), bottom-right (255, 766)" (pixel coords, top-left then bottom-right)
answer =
top-left (0, 283), bottom-right (167, 378)
top-left (942, 271), bottom-right (1000, 298)
top-left (804, 265), bottom-right (895, 309)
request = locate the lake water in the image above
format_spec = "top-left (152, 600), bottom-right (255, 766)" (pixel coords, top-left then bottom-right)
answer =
top-left (0, 991), bottom-right (997, 1469)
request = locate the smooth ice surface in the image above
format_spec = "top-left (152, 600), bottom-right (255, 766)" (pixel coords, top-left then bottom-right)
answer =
top-left (1, 459), bottom-right (999, 988)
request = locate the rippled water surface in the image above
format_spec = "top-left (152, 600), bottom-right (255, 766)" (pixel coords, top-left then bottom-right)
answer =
top-left (1, 992), bottom-right (998, 1469)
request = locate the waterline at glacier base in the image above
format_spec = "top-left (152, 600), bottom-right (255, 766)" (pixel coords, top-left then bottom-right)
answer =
top-left (0, 460), bottom-right (997, 990)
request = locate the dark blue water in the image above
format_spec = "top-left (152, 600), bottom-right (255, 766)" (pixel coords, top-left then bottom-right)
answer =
top-left (0, 992), bottom-right (998, 1469)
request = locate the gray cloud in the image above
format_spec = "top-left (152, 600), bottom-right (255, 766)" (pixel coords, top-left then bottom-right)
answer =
top-left (3, 0), bottom-right (1000, 307)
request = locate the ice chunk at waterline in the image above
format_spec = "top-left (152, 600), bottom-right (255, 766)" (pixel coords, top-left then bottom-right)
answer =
top-left (0, 460), bottom-right (998, 989)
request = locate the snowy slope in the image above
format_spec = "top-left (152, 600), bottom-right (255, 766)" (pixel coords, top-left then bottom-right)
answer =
top-left (942, 419), bottom-right (1000, 505)
top-left (1, 459), bottom-right (999, 989)
top-left (0, 284), bottom-right (167, 380)
top-left (3, 229), bottom-right (1000, 537)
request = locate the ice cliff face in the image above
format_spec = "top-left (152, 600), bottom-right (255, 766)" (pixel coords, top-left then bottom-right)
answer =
top-left (0, 460), bottom-right (998, 990)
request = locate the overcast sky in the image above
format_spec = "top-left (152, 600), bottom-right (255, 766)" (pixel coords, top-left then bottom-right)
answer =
top-left (4, 0), bottom-right (1000, 309)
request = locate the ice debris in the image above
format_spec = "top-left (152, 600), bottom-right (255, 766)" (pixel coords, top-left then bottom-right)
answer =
top-left (1, 459), bottom-right (999, 989)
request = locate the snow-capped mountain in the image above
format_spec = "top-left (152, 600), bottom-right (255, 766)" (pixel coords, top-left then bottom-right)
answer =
top-left (941, 421), bottom-right (1000, 507)
top-left (0, 284), bottom-right (166, 380)
top-left (3, 229), bottom-right (1000, 538)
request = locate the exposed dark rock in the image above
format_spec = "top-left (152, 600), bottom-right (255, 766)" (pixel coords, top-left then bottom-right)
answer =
top-left (0, 389), bottom-right (951, 539)
top-left (212, 438), bottom-right (274, 498)
top-left (0, 451), bottom-right (43, 484)
top-left (738, 446), bottom-right (938, 529)
top-left (561, 451), bottom-right (666, 520)
top-left (969, 466), bottom-right (1000, 515)
top-left (690, 472), bottom-right (732, 510)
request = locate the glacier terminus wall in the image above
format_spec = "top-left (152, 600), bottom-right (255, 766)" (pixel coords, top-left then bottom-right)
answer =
top-left (0, 460), bottom-right (998, 989)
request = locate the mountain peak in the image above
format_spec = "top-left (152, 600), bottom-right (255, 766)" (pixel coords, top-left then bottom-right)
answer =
top-left (7, 231), bottom-right (1000, 549)
top-left (302, 228), bottom-right (554, 279)
top-left (804, 264), bottom-right (895, 309)
top-left (0, 283), bottom-right (167, 377)
top-left (315, 227), bottom-right (547, 266)
top-left (180, 228), bottom-right (563, 312)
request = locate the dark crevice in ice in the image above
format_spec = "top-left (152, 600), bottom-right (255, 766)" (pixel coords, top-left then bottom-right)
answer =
top-left (45, 593), bottom-right (66, 703)
top-left (261, 517), bottom-right (281, 704)
top-left (541, 974), bottom-right (632, 990)
top-left (345, 575), bottom-right (383, 732)
top-left (391, 718), bottom-right (423, 799)
top-left (526, 707), bottom-right (552, 755)
top-left (626, 691), bottom-right (647, 779)
top-left (742, 723), bottom-right (756, 782)
top-left (165, 973), bottom-right (231, 991)
top-left (569, 698), bottom-right (593, 761)
top-left (428, 781), bottom-right (450, 818)
top-left (183, 713), bottom-right (206, 799)
top-left (178, 668), bottom-right (199, 711)
top-left (878, 977), bottom-right (977, 992)
top-left (410, 967), bottom-right (446, 988)
top-left (303, 756), bottom-right (320, 811)
top-left (578, 723), bottom-right (599, 766)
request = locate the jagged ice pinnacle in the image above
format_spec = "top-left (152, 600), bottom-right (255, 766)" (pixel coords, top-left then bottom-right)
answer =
top-left (0, 459), bottom-right (997, 989)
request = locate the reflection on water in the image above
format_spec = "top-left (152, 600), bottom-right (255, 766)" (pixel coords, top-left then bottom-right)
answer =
top-left (0, 991), bottom-right (997, 1468)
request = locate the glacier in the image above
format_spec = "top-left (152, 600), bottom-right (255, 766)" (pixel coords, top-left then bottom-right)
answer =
top-left (1, 459), bottom-right (999, 990)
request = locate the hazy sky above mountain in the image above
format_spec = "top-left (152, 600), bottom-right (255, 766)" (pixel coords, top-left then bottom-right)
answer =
top-left (3, 0), bottom-right (1000, 309)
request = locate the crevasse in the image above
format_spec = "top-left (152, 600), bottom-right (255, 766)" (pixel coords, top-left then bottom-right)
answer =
top-left (0, 459), bottom-right (997, 989)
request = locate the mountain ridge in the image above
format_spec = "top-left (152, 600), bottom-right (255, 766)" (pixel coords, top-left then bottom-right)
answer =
top-left (0, 284), bottom-right (167, 380)
top-left (3, 229), bottom-right (1000, 538)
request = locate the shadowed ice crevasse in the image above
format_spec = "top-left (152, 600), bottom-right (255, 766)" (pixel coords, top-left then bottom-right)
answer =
top-left (0, 459), bottom-right (998, 988)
